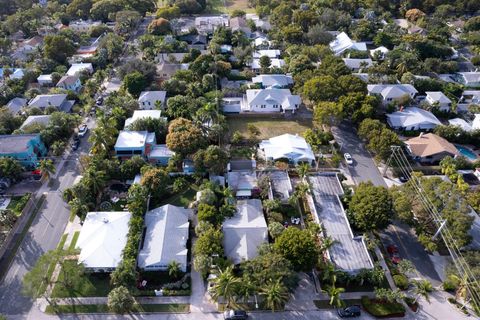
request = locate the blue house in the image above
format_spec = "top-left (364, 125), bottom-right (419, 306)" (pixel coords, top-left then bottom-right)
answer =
top-left (114, 131), bottom-right (156, 159)
top-left (149, 145), bottom-right (174, 166)
top-left (0, 134), bottom-right (47, 168)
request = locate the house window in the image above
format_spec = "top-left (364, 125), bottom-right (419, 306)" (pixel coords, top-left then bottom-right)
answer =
top-left (387, 98), bottom-right (392, 101)
top-left (133, 150), bottom-right (142, 155)
top-left (148, 102), bottom-right (151, 105)
top-left (273, 104), bottom-right (278, 108)
top-left (117, 150), bottom-right (133, 155)
top-left (261, 105), bottom-right (266, 108)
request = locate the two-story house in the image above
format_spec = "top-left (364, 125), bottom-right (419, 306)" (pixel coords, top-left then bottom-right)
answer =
top-left (28, 94), bottom-right (75, 112)
top-left (0, 134), bottom-right (47, 168)
top-left (425, 91), bottom-right (452, 112)
top-left (367, 84), bottom-right (418, 105)
top-left (138, 91), bottom-right (167, 110)
top-left (57, 75), bottom-right (82, 92)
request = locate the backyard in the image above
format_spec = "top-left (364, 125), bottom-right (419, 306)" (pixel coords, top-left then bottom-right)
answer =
top-left (227, 117), bottom-right (313, 140)
top-left (207, 0), bottom-right (254, 13)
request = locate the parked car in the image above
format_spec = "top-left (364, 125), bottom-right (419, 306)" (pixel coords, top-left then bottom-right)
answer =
top-left (223, 310), bottom-right (248, 320)
top-left (344, 153), bottom-right (353, 165)
top-left (95, 96), bottom-right (103, 105)
top-left (71, 139), bottom-right (80, 151)
top-left (387, 244), bottom-right (401, 264)
top-left (337, 305), bottom-right (361, 317)
top-left (78, 124), bottom-right (88, 137)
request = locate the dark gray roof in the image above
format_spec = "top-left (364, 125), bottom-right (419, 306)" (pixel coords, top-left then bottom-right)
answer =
top-left (0, 134), bottom-right (39, 154)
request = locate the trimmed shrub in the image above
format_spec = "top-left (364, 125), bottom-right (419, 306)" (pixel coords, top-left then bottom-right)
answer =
top-left (393, 274), bottom-right (409, 290)
top-left (361, 296), bottom-right (406, 318)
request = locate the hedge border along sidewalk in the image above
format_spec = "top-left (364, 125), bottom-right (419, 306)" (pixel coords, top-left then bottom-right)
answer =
top-left (361, 296), bottom-right (406, 318)
top-left (45, 303), bottom-right (190, 314)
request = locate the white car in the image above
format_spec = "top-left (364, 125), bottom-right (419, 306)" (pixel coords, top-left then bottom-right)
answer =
top-left (344, 153), bottom-right (353, 165)
top-left (77, 124), bottom-right (88, 137)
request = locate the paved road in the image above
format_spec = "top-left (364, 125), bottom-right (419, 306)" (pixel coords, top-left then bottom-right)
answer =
top-left (331, 121), bottom-right (386, 187)
top-left (0, 120), bottom-right (94, 316)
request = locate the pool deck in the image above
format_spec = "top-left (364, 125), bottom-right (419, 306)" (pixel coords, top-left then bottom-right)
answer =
top-left (455, 144), bottom-right (479, 161)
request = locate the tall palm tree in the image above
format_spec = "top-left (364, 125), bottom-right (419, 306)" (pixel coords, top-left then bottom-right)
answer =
top-left (210, 266), bottom-right (241, 308)
top-left (319, 236), bottom-right (337, 254)
top-left (238, 277), bottom-right (256, 303)
top-left (323, 284), bottom-right (345, 308)
top-left (261, 279), bottom-right (289, 312)
top-left (322, 262), bottom-right (339, 285)
top-left (412, 279), bottom-right (433, 303)
top-left (39, 159), bottom-right (56, 179)
top-left (84, 169), bottom-right (107, 201)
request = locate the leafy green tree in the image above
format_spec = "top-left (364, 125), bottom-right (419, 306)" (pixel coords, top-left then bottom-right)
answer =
top-left (197, 203), bottom-right (221, 225)
top-left (0, 157), bottom-right (23, 180)
top-left (43, 35), bottom-right (76, 64)
top-left (0, 107), bottom-right (23, 134)
top-left (156, 5), bottom-right (181, 19)
top-left (115, 10), bottom-right (141, 35)
top-left (123, 71), bottom-right (147, 98)
top-left (193, 227), bottom-right (224, 257)
top-left (127, 117), bottom-right (167, 143)
top-left (140, 167), bottom-right (170, 201)
top-left (66, 0), bottom-right (93, 19)
top-left (166, 118), bottom-right (206, 156)
top-left (314, 101), bottom-right (343, 126)
top-left (268, 222), bottom-right (285, 239)
top-left (148, 18), bottom-right (171, 35)
top-left (273, 227), bottom-right (319, 271)
top-left (107, 286), bottom-right (135, 314)
top-left (90, 0), bottom-right (125, 21)
top-left (261, 279), bottom-right (289, 312)
top-left (303, 76), bottom-right (340, 102)
top-left (110, 258), bottom-right (139, 289)
top-left (259, 55), bottom-right (271, 73)
top-left (193, 146), bottom-right (228, 175)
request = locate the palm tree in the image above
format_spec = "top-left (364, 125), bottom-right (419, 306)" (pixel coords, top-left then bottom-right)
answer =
top-left (39, 159), bottom-right (56, 179)
top-left (238, 277), bottom-right (256, 303)
top-left (294, 182), bottom-right (310, 199)
top-left (261, 279), bottom-right (289, 312)
top-left (84, 169), bottom-right (107, 201)
top-left (296, 163), bottom-right (310, 181)
top-left (167, 261), bottom-right (181, 279)
top-left (412, 279), bottom-right (433, 303)
top-left (322, 262), bottom-right (338, 285)
top-left (210, 266), bottom-right (241, 308)
top-left (319, 236), bottom-right (337, 254)
top-left (323, 284), bottom-right (345, 308)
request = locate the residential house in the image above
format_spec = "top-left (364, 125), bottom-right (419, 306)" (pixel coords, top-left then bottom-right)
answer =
top-left (72, 35), bottom-right (103, 62)
top-left (0, 134), bottom-right (47, 168)
top-left (245, 13), bottom-right (271, 31)
top-left (250, 58), bottom-right (285, 73)
top-left (229, 17), bottom-right (251, 36)
top-left (253, 34), bottom-right (271, 49)
top-left (6, 97), bottom-right (28, 114)
top-left (124, 110), bottom-right (165, 128)
top-left (227, 160), bottom-right (257, 198)
top-left (137, 205), bottom-right (191, 272)
top-left (76, 211), bottom-right (131, 272)
top-left (37, 74), bottom-right (53, 86)
top-left (367, 84), bottom-right (418, 104)
top-left (405, 133), bottom-right (460, 163)
top-left (195, 15), bottom-right (229, 34)
top-left (457, 90), bottom-right (480, 112)
top-left (138, 91), bottom-right (167, 110)
top-left (251, 74), bottom-right (293, 88)
top-left (155, 52), bottom-right (188, 63)
top-left (222, 199), bottom-right (268, 264)
top-left (259, 134), bottom-right (315, 166)
top-left (178, 34), bottom-right (207, 47)
top-left (20, 115), bottom-right (51, 130)
top-left (149, 145), bottom-right (175, 166)
top-left (257, 170), bottom-right (292, 203)
top-left (9, 69), bottom-right (25, 80)
top-left (157, 63), bottom-right (189, 80)
top-left (369, 46), bottom-right (389, 59)
top-left (28, 94), bottom-right (75, 112)
top-left (448, 118), bottom-right (473, 132)
top-left (329, 32), bottom-right (367, 56)
top-left (342, 58), bottom-right (373, 72)
top-left (114, 131), bottom-right (156, 159)
top-left (473, 114), bottom-right (480, 131)
top-left (252, 50), bottom-right (281, 59)
top-left (387, 107), bottom-right (441, 131)
top-left (459, 72), bottom-right (480, 87)
top-left (56, 75), bottom-right (82, 92)
top-left (68, 20), bottom-right (102, 32)
top-left (11, 36), bottom-right (43, 61)
top-left (242, 88), bottom-right (301, 113)
top-left (425, 91), bottom-right (452, 112)
top-left (66, 63), bottom-right (93, 76)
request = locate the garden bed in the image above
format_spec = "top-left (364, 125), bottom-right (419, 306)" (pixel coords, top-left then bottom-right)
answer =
top-left (361, 296), bottom-right (405, 318)
top-left (45, 303), bottom-right (190, 314)
top-left (7, 193), bottom-right (31, 216)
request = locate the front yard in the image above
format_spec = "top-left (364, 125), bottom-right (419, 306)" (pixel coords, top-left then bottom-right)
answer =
top-left (227, 117), bottom-right (313, 140)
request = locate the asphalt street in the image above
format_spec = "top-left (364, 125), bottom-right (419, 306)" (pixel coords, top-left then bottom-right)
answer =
top-left (0, 120), bottom-right (93, 316)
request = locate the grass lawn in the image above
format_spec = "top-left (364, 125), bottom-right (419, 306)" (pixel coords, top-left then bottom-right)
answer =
top-left (46, 303), bottom-right (189, 314)
top-left (227, 117), bottom-right (312, 140)
top-left (207, 0), bottom-right (255, 13)
top-left (7, 193), bottom-right (31, 216)
top-left (68, 231), bottom-right (80, 250)
top-left (57, 234), bottom-right (68, 250)
top-left (314, 299), bottom-right (362, 309)
top-left (160, 186), bottom-right (198, 208)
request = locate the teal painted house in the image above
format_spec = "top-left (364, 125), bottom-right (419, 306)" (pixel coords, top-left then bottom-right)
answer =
top-left (0, 134), bottom-right (47, 168)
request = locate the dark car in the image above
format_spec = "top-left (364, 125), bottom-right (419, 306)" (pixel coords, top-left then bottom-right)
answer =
top-left (337, 305), bottom-right (361, 318)
top-left (71, 139), bottom-right (80, 151)
top-left (223, 310), bottom-right (248, 320)
top-left (95, 96), bottom-right (103, 105)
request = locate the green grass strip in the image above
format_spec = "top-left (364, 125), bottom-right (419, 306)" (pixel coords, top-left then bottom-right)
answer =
top-left (68, 231), bottom-right (80, 250)
top-left (45, 303), bottom-right (190, 314)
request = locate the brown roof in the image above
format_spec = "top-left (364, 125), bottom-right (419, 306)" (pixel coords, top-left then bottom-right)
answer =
top-left (406, 133), bottom-right (459, 158)
top-left (23, 36), bottom-right (43, 47)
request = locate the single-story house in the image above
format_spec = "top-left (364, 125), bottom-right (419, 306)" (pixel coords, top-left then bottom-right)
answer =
top-left (66, 63), bottom-right (93, 76)
top-left (253, 35), bottom-right (271, 49)
top-left (387, 107), bottom-right (441, 131)
top-left (11, 36), bottom-right (43, 60)
top-left (405, 133), bottom-right (460, 163)
top-left (369, 46), bottom-right (389, 59)
top-left (252, 50), bottom-right (281, 59)
top-left (229, 16), bottom-right (251, 36)
top-left (76, 211), bottom-right (131, 272)
top-left (222, 199), bottom-right (268, 264)
top-left (459, 72), bottom-right (480, 87)
top-left (227, 164), bottom-right (258, 198)
top-left (37, 74), bottom-right (53, 86)
top-left (157, 63), bottom-right (189, 80)
top-left (137, 205), bottom-right (191, 272)
top-left (57, 75), bottom-right (82, 92)
top-left (0, 134), bottom-right (47, 168)
top-left (342, 58), bottom-right (373, 72)
top-left (68, 20), bottom-right (102, 32)
top-left (259, 134), bottom-right (315, 166)
top-left (449, 118), bottom-right (473, 132)
top-left (28, 94), bottom-right (75, 112)
top-left (20, 115), bottom-right (51, 130)
top-left (195, 15), bottom-right (229, 34)
top-left (72, 35), bottom-right (103, 62)
top-left (251, 74), bottom-right (293, 88)
top-left (114, 130), bottom-right (156, 159)
top-left (149, 145), bottom-right (175, 166)
top-left (9, 68), bottom-right (25, 80)
top-left (425, 91), bottom-right (452, 112)
top-left (138, 91), bottom-right (167, 110)
top-left (242, 88), bottom-right (301, 113)
top-left (6, 97), bottom-right (28, 114)
top-left (367, 84), bottom-right (418, 104)
top-left (329, 32), bottom-right (367, 56)
top-left (250, 58), bottom-right (285, 73)
top-left (246, 13), bottom-right (271, 31)
top-left (124, 110), bottom-right (165, 128)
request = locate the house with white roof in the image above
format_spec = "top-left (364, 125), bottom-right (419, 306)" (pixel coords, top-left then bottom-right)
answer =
top-left (473, 114), bottom-right (480, 130)
top-left (459, 72), bottom-right (480, 87)
top-left (329, 32), bottom-right (367, 56)
top-left (425, 91), bottom-right (452, 112)
top-left (252, 50), bottom-right (281, 59)
top-left (9, 68), bottom-right (25, 80)
top-left (370, 46), bottom-right (389, 60)
top-left (251, 74), bottom-right (293, 88)
top-left (68, 20), bottom-right (102, 32)
top-left (242, 88), bottom-right (301, 113)
top-left (6, 97), bottom-right (28, 114)
top-left (253, 34), bottom-right (271, 49)
top-left (138, 205), bottom-right (191, 272)
top-left (405, 133), bottom-right (459, 163)
top-left (138, 91), bottom-right (167, 110)
top-left (114, 131), bottom-right (156, 159)
top-left (28, 94), bottom-right (75, 112)
top-left (227, 170), bottom-right (258, 198)
top-left (367, 84), bottom-right (418, 104)
top-left (57, 75), bottom-right (82, 92)
top-left (20, 115), bottom-right (51, 130)
top-left (124, 110), bottom-right (165, 128)
top-left (250, 58), bottom-right (285, 73)
top-left (386, 107), bottom-right (441, 131)
top-left (223, 199), bottom-right (268, 264)
top-left (342, 58), bottom-right (373, 72)
top-left (66, 63), bottom-right (93, 76)
top-left (76, 211), bottom-right (131, 272)
top-left (195, 15), bottom-right (229, 34)
top-left (259, 134), bottom-right (315, 165)
top-left (37, 74), bottom-right (53, 86)
top-left (448, 118), bottom-right (473, 132)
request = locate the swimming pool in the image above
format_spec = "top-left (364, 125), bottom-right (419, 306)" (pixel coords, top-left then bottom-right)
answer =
top-left (455, 145), bottom-right (478, 161)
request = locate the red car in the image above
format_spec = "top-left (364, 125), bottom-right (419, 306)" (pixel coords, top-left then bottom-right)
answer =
top-left (387, 244), bottom-right (401, 264)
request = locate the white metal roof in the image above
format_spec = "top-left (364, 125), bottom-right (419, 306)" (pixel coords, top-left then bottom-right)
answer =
top-left (67, 63), bottom-right (93, 76)
top-left (473, 114), bottom-right (480, 130)
top-left (386, 107), bottom-right (441, 128)
top-left (223, 199), bottom-right (267, 264)
top-left (251, 58), bottom-right (285, 69)
top-left (114, 131), bottom-right (149, 148)
top-left (150, 144), bottom-right (175, 158)
top-left (252, 50), bottom-right (281, 58)
top-left (342, 58), bottom-right (373, 69)
top-left (20, 115), bottom-right (51, 129)
top-left (329, 32), bottom-right (367, 55)
top-left (448, 118), bottom-right (473, 132)
top-left (124, 110), bottom-right (164, 128)
top-left (245, 88), bottom-right (301, 110)
top-left (426, 91), bottom-right (452, 104)
top-left (367, 84), bottom-right (418, 99)
top-left (259, 134), bottom-right (315, 162)
top-left (251, 74), bottom-right (293, 88)
top-left (77, 211), bottom-right (131, 269)
top-left (138, 91), bottom-right (166, 103)
top-left (137, 205), bottom-right (190, 270)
